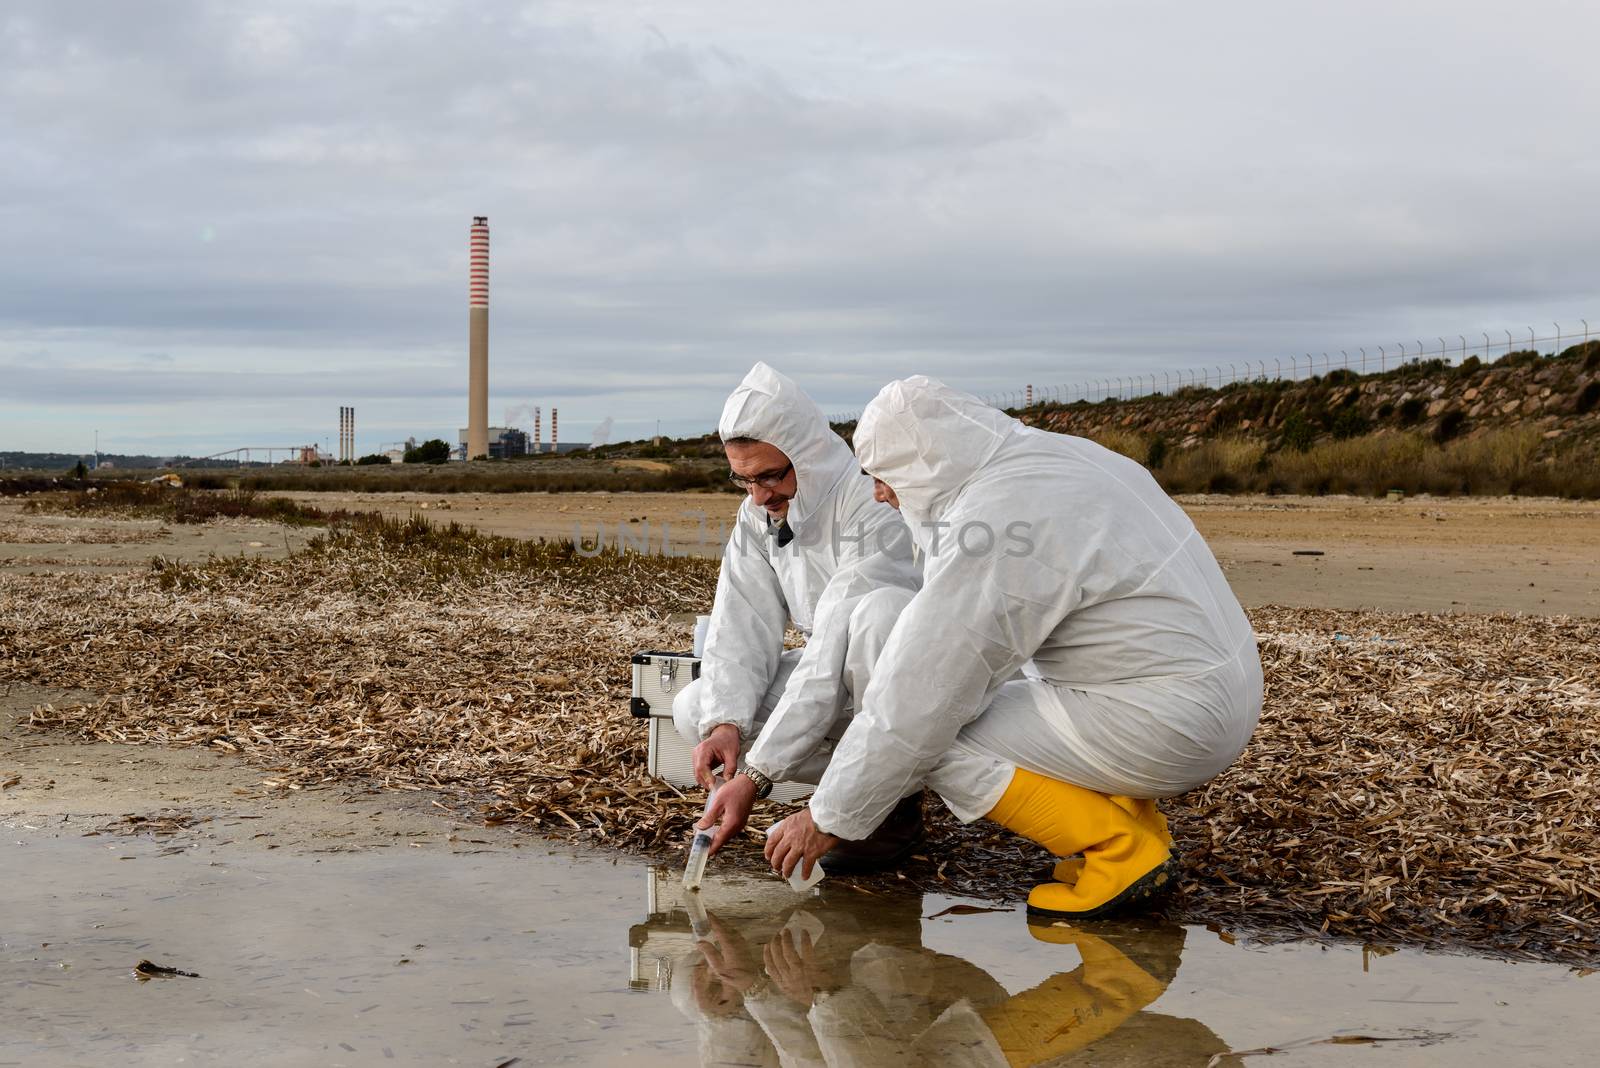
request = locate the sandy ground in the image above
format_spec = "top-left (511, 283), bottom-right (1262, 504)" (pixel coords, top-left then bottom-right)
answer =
top-left (0, 681), bottom-right (511, 855)
top-left (4, 493), bottom-right (1599, 1062)
top-left (265, 489), bottom-right (1600, 617)
top-left (0, 500), bottom-right (318, 574)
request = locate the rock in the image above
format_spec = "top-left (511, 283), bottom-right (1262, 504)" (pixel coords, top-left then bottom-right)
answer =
top-left (1427, 399), bottom-right (1449, 418)
top-left (1544, 429), bottom-right (1563, 439)
top-left (1463, 387), bottom-right (1479, 402)
top-left (1468, 402), bottom-right (1485, 418)
top-left (1501, 400), bottom-right (1521, 415)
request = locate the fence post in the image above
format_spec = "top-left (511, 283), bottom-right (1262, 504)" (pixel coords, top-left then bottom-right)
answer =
top-left (1528, 326), bottom-right (1535, 355)
top-left (1360, 348), bottom-right (1367, 374)
top-left (1379, 346), bottom-right (1386, 371)
top-left (1553, 323), bottom-right (1561, 357)
top-left (1459, 336), bottom-right (1467, 364)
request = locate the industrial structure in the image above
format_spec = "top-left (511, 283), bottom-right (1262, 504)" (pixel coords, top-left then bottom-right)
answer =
top-left (466, 216), bottom-right (490, 460)
top-left (338, 406), bottom-right (355, 463)
top-left (456, 426), bottom-right (528, 459)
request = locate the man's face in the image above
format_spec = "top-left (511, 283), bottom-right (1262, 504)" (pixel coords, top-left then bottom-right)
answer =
top-left (726, 440), bottom-right (797, 520)
top-left (871, 478), bottom-right (900, 510)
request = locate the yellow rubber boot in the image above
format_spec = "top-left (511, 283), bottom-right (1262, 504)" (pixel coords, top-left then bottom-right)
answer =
top-left (987, 769), bottom-right (1177, 920)
top-left (979, 927), bottom-right (1168, 1067)
top-left (1049, 797), bottom-right (1170, 884)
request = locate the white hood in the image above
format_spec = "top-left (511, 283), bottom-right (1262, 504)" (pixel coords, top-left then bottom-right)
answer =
top-left (854, 376), bottom-right (1017, 531)
top-left (719, 362), bottom-right (857, 535)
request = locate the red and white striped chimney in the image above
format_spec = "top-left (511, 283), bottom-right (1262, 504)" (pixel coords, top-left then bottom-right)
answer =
top-left (551, 407), bottom-right (558, 453)
top-left (467, 217), bottom-right (490, 460)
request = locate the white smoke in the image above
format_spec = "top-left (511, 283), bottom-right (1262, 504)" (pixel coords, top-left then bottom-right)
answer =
top-left (591, 416), bottom-right (614, 447)
top-left (503, 403), bottom-right (540, 429)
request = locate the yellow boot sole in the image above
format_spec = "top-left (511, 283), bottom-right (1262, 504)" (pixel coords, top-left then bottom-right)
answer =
top-left (1028, 855), bottom-right (1179, 920)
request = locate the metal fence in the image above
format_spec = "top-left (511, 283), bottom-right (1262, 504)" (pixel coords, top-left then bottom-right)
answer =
top-left (827, 317), bottom-right (1596, 422)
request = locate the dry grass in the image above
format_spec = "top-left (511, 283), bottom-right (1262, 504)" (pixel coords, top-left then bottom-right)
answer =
top-left (1, 516), bottom-right (1595, 964)
top-left (1153, 427), bottom-right (1600, 498)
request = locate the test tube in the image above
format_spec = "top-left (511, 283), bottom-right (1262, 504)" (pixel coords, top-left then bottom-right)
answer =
top-left (682, 779), bottom-right (721, 891)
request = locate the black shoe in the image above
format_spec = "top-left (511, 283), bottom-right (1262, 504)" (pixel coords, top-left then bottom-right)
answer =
top-left (820, 793), bottom-right (926, 875)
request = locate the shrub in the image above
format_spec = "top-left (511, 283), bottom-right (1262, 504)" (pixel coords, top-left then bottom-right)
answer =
top-left (1397, 397), bottom-right (1426, 424)
top-left (1456, 355), bottom-right (1482, 374)
top-left (1376, 402), bottom-right (1394, 419)
top-left (1432, 408), bottom-right (1467, 444)
top-left (356, 453), bottom-right (392, 465)
top-left (1495, 349), bottom-right (1542, 368)
top-left (404, 439), bottom-right (451, 464)
top-left (1280, 412), bottom-right (1315, 452)
top-left (1145, 436), bottom-right (1169, 470)
top-left (1330, 408), bottom-right (1371, 440)
top-left (1578, 381), bottom-right (1600, 415)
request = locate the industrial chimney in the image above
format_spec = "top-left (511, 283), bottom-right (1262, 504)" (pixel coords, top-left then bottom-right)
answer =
top-left (467, 217), bottom-right (490, 460)
top-left (533, 406), bottom-right (542, 454)
top-left (551, 407), bottom-right (558, 454)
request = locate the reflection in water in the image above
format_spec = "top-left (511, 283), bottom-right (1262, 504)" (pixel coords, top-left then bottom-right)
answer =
top-left (630, 868), bottom-right (1236, 1067)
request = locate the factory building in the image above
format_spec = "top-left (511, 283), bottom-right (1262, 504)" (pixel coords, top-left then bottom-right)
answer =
top-left (457, 426), bottom-right (528, 459)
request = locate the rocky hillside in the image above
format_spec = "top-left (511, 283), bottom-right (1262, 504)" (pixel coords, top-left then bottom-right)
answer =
top-left (1021, 344), bottom-right (1600, 459)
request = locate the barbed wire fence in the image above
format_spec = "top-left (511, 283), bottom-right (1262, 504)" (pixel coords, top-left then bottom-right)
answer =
top-left (828, 317), bottom-right (1595, 423)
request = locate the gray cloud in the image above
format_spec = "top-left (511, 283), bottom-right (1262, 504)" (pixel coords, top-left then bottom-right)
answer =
top-left (3, 0), bottom-right (1599, 453)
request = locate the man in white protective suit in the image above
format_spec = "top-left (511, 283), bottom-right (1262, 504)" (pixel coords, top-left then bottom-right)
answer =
top-left (766, 375), bottom-right (1262, 920)
top-left (674, 362), bottom-right (925, 871)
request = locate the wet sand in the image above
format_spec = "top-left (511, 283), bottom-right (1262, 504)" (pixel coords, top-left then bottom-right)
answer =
top-left (6, 680), bottom-right (1598, 1066)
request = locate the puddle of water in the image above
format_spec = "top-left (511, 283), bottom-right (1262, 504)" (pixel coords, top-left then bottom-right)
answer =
top-left (3, 832), bottom-right (1596, 1066)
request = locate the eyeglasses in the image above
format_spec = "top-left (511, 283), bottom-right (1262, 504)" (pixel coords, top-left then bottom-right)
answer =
top-left (728, 462), bottom-right (793, 489)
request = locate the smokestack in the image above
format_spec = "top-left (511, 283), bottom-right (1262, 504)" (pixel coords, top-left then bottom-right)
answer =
top-left (533, 406), bottom-right (542, 454)
top-left (551, 407), bottom-right (558, 454)
top-left (338, 406), bottom-right (355, 462)
top-left (467, 216), bottom-right (490, 460)
top-left (1026, 384), bottom-right (1033, 407)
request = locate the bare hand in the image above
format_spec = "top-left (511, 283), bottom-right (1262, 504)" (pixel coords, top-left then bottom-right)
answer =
top-left (693, 723), bottom-right (741, 788)
top-left (763, 808), bottom-right (839, 882)
top-left (696, 773), bottom-right (757, 856)
top-left (763, 927), bottom-right (835, 1007)
top-left (695, 912), bottom-right (759, 993)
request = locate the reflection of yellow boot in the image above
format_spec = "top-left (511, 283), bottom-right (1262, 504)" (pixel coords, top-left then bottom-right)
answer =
top-left (1049, 797), bottom-right (1171, 883)
top-left (981, 926), bottom-right (1168, 1067)
top-left (987, 770), bottom-right (1176, 920)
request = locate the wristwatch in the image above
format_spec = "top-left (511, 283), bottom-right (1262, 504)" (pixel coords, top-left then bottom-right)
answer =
top-left (743, 767), bottom-right (775, 800)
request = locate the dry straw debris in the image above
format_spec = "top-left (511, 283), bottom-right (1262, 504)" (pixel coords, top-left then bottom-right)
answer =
top-left (0, 519), bottom-right (168, 545)
top-left (1, 513), bottom-right (1595, 964)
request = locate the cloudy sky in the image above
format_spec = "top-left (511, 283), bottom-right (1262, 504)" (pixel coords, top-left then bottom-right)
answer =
top-left (3, 1), bottom-right (1598, 456)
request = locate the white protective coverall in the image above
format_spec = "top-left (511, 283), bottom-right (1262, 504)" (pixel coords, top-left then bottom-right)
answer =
top-left (806, 376), bottom-right (1262, 841)
top-left (672, 363), bottom-right (919, 785)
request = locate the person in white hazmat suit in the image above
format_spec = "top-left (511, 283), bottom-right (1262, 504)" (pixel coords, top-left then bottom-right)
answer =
top-left (674, 362), bottom-right (924, 870)
top-left (766, 376), bottom-right (1262, 920)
